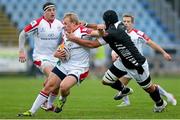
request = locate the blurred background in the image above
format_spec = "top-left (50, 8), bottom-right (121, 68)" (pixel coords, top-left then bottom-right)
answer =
top-left (0, 0), bottom-right (180, 77)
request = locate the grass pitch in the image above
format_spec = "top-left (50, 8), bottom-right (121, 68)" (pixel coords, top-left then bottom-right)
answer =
top-left (0, 74), bottom-right (179, 119)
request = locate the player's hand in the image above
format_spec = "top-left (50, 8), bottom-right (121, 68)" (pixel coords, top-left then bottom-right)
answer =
top-left (163, 53), bottom-right (172, 61)
top-left (136, 66), bottom-right (144, 74)
top-left (111, 50), bottom-right (119, 62)
top-left (54, 49), bottom-right (66, 59)
top-left (19, 50), bottom-right (26, 63)
top-left (97, 24), bottom-right (106, 30)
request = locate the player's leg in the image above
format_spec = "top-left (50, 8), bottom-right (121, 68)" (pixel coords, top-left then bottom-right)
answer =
top-left (40, 60), bottom-right (60, 110)
top-left (55, 75), bottom-right (77, 113)
top-left (102, 60), bottom-right (133, 99)
top-left (54, 68), bottom-right (89, 113)
top-left (116, 77), bottom-right (132, 107)
top-left (156, 84), bottom-right (177, 105)
top-left (132, 61), bottom-right (167, 112)
top-left (54, 75), bottom-right (77, 113)
top-left (18, 70), bottom-right (62, 116)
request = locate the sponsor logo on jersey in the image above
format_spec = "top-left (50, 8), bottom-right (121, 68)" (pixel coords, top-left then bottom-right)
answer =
top-left (30, 20), bottom-right (37, 27)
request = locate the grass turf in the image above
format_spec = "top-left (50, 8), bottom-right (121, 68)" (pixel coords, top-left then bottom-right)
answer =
top-left (0, 75), bottom-right (179, 119)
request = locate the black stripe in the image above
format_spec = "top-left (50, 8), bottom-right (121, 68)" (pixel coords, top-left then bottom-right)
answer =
top-left (40, 93), bottom-right (48, 98)
top-left (109, 64), bottom-right (127, 78)
top-left (68, 74), bottom-right (78, 82)
top-left (106, 72), bottom-right (115, 81)
top-left (52, 67), bottom-right (66, 80)
top-left (138, 75), bottom-right (151, 87)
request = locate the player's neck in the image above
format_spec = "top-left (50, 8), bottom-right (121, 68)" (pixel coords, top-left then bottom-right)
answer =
top-left (127, 28), bottom-right (133, 33)
top-left (72, 25), bottom-right (80, 33)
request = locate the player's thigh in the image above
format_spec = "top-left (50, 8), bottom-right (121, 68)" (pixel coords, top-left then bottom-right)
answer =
top-left (43, 72), bottom-right (61, 92)
top-left (127, 61), bottom-right (151, 88)
top-left (103, 60), bottom-right (127, 84)
top-left (60, 75), bottom-right (77, 91)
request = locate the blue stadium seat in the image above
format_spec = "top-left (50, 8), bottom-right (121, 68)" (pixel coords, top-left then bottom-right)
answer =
top-left (0, 0), bottom-right (171, 53)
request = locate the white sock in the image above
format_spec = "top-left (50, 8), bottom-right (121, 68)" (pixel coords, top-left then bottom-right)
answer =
top-left (47, 93), bottom-right (57, 108)
top-left (59, 96), bottom-right (66, 102)
top-left (157, 85), bottom-right (169, 97)
top-left (29, 91), bottom-right (48, 114)
top-left (123, 95), bottom-right (130, 104)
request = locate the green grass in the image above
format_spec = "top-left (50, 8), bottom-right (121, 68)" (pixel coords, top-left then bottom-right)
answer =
top-left (0, 75), bottom-right (179, 119)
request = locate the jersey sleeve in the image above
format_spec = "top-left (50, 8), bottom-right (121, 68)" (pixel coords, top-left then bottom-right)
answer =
top-left (136, 30), bottom-right (150, 42)
top-left (24, 17), bottom-right (43, 34)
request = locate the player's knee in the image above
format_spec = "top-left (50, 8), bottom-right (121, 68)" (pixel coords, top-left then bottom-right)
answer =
top-left (52, 87), bottom-right (59, 95)
top-left (60, 84), bottom-right (68, 93)
top-left (102, 80), bottom-right (113, 86)
top-left (102, 70), bottom-right (118, 85)
top-left (44, 80), bottom-right (57, 93)
top-left (138, 76), bottom-right (153, 91)
top-left (145, 84), bottom-right (156, 93)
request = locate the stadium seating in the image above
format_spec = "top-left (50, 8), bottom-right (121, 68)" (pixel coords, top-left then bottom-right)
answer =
top-left (0, 0), bottom-right (173, 47)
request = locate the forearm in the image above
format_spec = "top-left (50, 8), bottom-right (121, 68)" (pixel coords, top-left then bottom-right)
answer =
top-left (72, 37), bottom-right (100, 48)
top-left (148, 40), bottom-right (166, 54)
top-left (18, 30), bottom-right (27, 51)
top-left (86, 23), bottom-right (97, 29)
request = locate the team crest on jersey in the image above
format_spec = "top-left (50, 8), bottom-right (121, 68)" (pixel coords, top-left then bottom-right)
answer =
top-left (30, 20), bottom-right (37, 27)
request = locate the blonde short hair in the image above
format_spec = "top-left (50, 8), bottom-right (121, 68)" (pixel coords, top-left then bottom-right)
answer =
top-left (63, 12), bottom-right (79, 25)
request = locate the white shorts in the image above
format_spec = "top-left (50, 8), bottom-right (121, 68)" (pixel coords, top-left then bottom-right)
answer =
top-left (33, 55), bottom-right (58, 72)
top-left (113, 59), bottom-right (150, 83)
top-left (55, 63), bottom-right (89, 84)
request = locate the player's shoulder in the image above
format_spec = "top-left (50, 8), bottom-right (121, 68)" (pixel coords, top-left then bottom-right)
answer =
top-left (132, 28), bottom-right (150, 40)
top-left (132, 29), bottom-right (144, 36)
top-left (24, 17), bottom-right (43, 32)
top-left (30, 17), bottom-right (43, 27)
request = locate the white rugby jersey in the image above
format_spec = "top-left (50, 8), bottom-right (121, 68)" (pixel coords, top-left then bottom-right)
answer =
top-left (62, 25), bottom-right (92, 68)
top-left (24, 16), bottom-right (64, 59)
top-left (127, 28), bottom-right (150, 54)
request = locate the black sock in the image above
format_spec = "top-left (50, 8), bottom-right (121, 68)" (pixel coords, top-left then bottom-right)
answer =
top-left (110, 80), bottom-right (124, 91)
top-left (122, 87), bottom-right (130, 94)
top-left (149, 87), bottom-right (163, 106)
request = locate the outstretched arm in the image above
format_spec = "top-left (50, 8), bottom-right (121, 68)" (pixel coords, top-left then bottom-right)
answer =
top-left (147, 39), bottom-right (172, 61)
top-left (66, 32), bottom-right (103, 48)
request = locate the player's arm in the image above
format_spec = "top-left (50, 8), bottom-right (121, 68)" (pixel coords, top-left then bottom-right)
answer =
top-left (66, 32), bottom-right (103, 48)
top-left (111, 50), bottom-right (119, 62)
top-left (147, 39), bottom-right (172, 61)
top-left (86, 23), bottom-right (98, 29)
top-left (18, 30), bottom-right (27, 63)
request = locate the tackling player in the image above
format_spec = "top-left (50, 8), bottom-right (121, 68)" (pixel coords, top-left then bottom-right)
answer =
top-left (111, 14), bottom-right (176, 107)
top-left (66, 10), bottom-right (167, 112)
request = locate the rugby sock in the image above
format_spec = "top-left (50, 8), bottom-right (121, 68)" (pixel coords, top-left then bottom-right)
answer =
top-left (110, 80), bottom-right (124, 91)
top-left (59, 95), bottom-right (66, 102)
top-left (47, 93), bottom-right (57, 109)
top-left (149, 87), bottom-right (163, 106)
top-left (30, 91), bottom-right (49, 114)
top-left (157, 85), bottom-right (169, 97)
